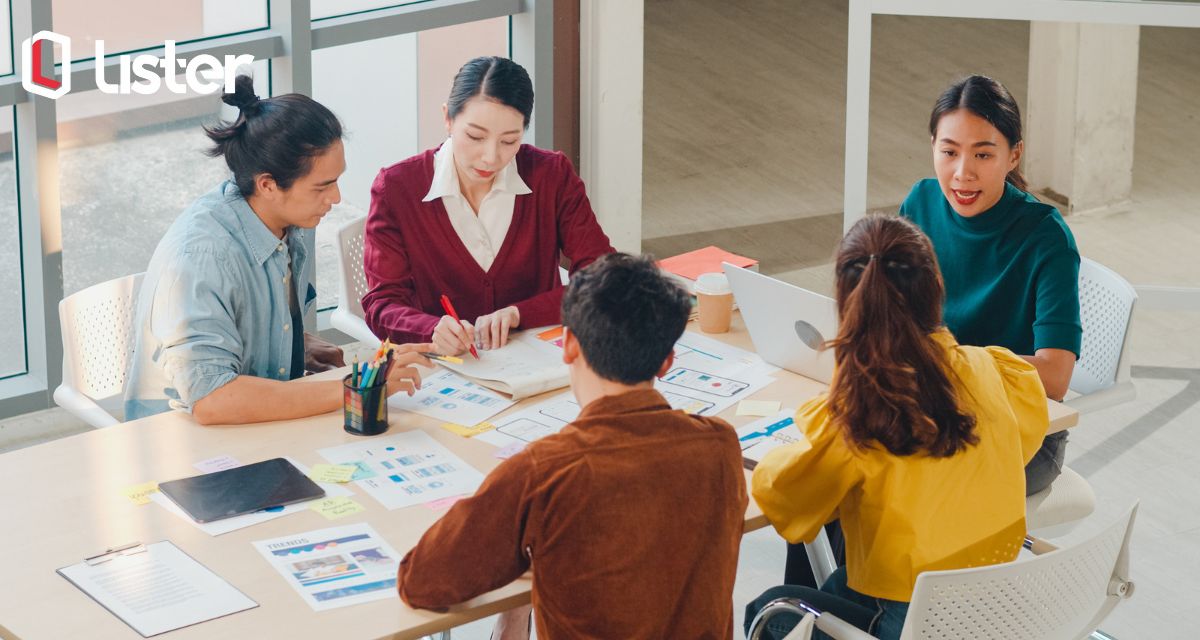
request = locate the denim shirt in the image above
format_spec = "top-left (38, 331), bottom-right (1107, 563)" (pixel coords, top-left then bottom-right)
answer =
top-left (124, 181), bottom-right (316, 420)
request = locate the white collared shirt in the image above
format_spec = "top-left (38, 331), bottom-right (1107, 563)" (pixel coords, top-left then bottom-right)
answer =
top-left (423, 138), bottom-right (532, 272)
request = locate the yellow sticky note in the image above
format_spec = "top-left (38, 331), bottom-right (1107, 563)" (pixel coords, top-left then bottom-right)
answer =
top-left (121, 481), bottom-right (159, 506)
top-left (308, 463), bottom-right (358, 484)
top-left (309, 497), bottom-right (366, 520)
top-left (737, 400), bottom-right (782, 417)
top-left (439, 421), bottom-right (496, 438)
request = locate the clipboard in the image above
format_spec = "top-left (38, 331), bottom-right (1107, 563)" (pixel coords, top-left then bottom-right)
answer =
top-left (57, 540), bottom-right (257, 637)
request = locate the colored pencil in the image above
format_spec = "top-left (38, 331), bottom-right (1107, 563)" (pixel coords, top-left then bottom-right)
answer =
top-left (439, 294), bottom-right (480, 360)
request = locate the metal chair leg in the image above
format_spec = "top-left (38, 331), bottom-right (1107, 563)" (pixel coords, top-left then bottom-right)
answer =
top-left (1090, 631), bottom-right (1118, 640)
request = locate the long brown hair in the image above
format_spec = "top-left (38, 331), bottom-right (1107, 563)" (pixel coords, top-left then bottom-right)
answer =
top-left (827, 215), bottom-right (977, 457)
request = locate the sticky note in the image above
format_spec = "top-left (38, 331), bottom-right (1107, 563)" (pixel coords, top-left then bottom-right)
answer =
top-left (494, 443), bottom-right (527, 460)
top-left (425, 496), bottom-right (465, 511)
top-left (440, 421), bottom-right (496, 438)
top-left (309, 497), bottom-right (366, 520)
top-left (121, 481), bottom-right (159, 506)
top-left (194, 454), bottom-right (241, 474)
top-left (737, 400), bottom-right (782, 417)
top-left (348, 461), bottom-right (377, 481)
top-left (308, 463), bottom-right (358, 484)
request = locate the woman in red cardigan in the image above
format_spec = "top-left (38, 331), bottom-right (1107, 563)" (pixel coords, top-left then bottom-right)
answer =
top-left (363, 56), bottom-right (614, 356)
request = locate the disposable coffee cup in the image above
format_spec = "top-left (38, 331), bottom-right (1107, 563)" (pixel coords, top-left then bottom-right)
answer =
top-left (694, 272), bottom-right (733, 334)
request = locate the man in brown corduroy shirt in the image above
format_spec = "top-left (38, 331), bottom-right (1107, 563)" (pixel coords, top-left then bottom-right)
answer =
top-left (396, 253), bottom-right (748, 639)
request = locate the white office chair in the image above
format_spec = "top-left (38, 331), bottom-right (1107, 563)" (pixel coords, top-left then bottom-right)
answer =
top-left (1027, 258), bottom-right (1138, 532)
top-left (53, 273), bottom-right (144, 428)
top-left (749, 503), bottom-right (1138, 640)
top-left (331, 216), bottom-right (382, 347)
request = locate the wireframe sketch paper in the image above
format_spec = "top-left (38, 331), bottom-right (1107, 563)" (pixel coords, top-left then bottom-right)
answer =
top-left (437, 328), bottom-right (569, 399)
top-left (252, 523), bottom-right (402, 611)
top-left (388, 367), bottom-right (514, 425)
top-left (319, 430), bottom-right (485, 510)
top-left (475, 391), bottom-right (579, 448)
top-left (57, 541), bottom-right (257, 637)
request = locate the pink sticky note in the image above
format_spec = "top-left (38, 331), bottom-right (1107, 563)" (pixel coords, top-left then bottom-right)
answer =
top-left (425, 496), bottom-right (465, 511)
top-left (494, 443), bottom-right (527, 460)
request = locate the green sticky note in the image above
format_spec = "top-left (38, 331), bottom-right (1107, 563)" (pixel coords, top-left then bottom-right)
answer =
top-left (121, 481), bottom-right (159, 506)
top-left (737, 400), bottom-right (782, 417)
top-left (308, 463), bottom-right (357, 484)
top-left (309, 497), bottom-right (366, 520)
top-left (439, 421), bottom-right (496, 438)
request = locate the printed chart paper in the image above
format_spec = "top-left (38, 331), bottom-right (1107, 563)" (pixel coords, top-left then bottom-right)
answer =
top-left (252, 523), bottom-right (401, 611)
top-left (389, 368), bottom-right (513, 425)
top-left (319, 431), bottom-right (485, 510)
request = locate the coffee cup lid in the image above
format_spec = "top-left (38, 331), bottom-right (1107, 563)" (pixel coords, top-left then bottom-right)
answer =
top-left (694, 272), bottom-right (731, 295)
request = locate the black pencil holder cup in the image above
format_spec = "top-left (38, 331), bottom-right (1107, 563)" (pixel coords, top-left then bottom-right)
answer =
top-left (343, 374), bottom-right (389, 436)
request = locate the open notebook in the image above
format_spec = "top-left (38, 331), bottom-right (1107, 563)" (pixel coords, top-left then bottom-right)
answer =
top-left (437, 328), bottom-right (569, 400)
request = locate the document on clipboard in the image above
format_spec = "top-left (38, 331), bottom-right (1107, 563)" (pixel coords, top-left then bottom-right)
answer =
top-left (57, 541), bottom-right (257, 637)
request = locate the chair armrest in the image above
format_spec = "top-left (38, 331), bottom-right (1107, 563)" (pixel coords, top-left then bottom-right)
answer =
top-left (52, 385), bottom-right (119, 428)
top-left (330, 308), bottom-right (383, 347)
top-left (815, 613), bottom-right (878, 639)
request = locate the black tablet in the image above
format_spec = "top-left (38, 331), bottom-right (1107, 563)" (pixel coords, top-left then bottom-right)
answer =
top-left (158, 458), bottom-right (325, 523)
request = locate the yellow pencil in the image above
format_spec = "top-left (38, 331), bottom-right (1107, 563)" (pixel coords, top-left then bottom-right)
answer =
top-left (420, 352), bottom-right (464, 364)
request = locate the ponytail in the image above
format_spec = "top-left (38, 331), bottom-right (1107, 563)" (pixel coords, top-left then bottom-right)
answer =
top-left (827, 216), bottom-right (978, 458)
top-left (203, 74), bottom-right (343, 197)
top-left (1005, 168), bottom-right (1028, 192)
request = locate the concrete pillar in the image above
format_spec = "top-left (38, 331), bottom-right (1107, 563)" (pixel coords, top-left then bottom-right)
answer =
top-left (1025, 22), bottom-right (1140, 216)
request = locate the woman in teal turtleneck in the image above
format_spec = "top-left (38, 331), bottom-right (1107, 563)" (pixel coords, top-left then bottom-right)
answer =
top-left (901, 74), bottom-right (1081, 495)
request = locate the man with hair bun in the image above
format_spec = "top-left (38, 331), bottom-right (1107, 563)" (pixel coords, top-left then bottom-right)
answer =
top-left (125, 76), bottom-right (431, 424)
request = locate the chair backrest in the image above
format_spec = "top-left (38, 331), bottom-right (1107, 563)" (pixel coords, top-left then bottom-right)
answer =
top-left (1070, 258), bottom-right (1137, 396)
top-left (900, 503), bottom-right (1137, 640)
top-left (336, 216), bottom-right (369, 319)
top-left (58, 272), bottom-right (144, 402)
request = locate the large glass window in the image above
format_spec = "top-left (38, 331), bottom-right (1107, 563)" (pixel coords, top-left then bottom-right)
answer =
top-left (0, 108), bottom-right (23, 377)
top-left (52, 0), bottom-right (268, 62)
top-left (312, 0), bottom-right (426, 22)
top-left (56, 63), bottom-right (269, 296)
top-left (310, 16), bottom-right (508, 311)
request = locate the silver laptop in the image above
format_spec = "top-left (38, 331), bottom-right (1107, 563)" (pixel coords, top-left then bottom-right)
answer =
top-left (723, 263), bottom-right (838, 384)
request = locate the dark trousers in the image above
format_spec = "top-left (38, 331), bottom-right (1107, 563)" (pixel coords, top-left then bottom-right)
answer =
top-left (746, 567), bottom-right (909, 640)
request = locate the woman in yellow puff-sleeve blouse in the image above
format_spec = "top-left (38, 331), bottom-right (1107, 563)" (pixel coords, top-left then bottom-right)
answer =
top-left (745, 216), bottom-right (1049, 640)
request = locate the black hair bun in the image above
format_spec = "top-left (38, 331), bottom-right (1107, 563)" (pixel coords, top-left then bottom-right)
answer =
top-left (221, 74), bottom-right (261, 114)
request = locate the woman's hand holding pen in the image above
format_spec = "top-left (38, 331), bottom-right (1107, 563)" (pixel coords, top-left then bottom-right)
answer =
top-left (384, 343), bottom-right (435, 396)
top-left (433, 315), bottom-right (476, 357)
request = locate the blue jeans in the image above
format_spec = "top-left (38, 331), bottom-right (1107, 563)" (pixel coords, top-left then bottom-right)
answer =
top-left (745, 567), bottom-right (909, 640)
top-left (1026, 430), bottom-right (1068, 495)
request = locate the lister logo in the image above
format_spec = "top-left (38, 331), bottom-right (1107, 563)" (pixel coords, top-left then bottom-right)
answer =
top-left (22, 30), bottom-right (254, 99)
